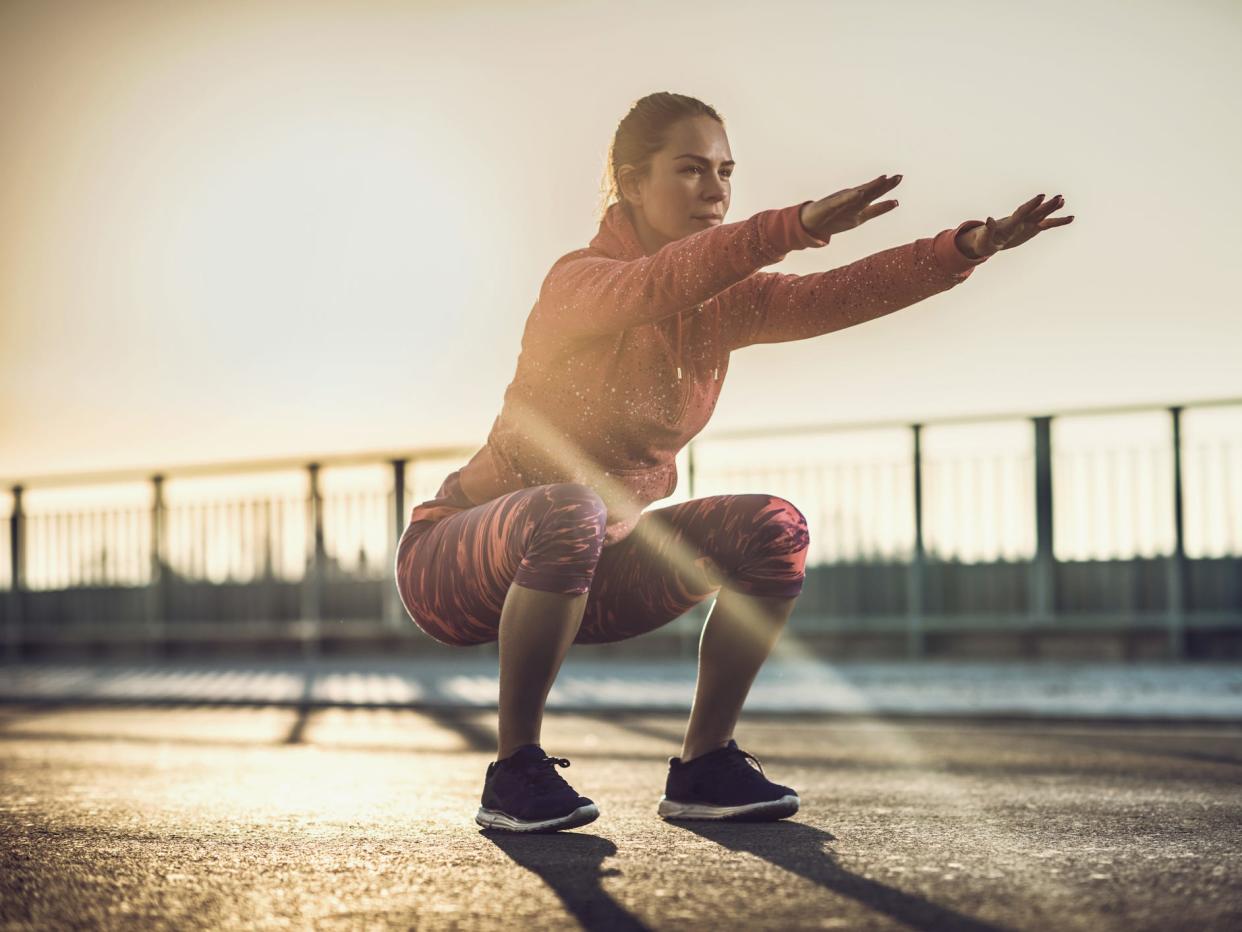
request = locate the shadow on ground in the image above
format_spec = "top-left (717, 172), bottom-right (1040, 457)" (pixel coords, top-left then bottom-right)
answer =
top-left (484, 832), bottom-right (649, 931)
top-left (675, 821), bottom-right (1012, 932)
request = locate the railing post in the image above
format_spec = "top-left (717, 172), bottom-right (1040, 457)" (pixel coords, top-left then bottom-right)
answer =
top-left (5, 485), bottom-right (24, 662)
top-left (384, 458), bottom-right (407, 629)
top-left (301, 463), bottom-right (323, 659)
top-left (1167, 406), bottom-right (1186, 659)
top-left (146, 475), bottom-right (166, 658)
top-left (907, 426), bottom-right (925, 658)
top-left (1030, 416), bottom-right (1056, 624)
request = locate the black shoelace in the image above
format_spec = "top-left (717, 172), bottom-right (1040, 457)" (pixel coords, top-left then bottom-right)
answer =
top-left (519, 754), bottom-right (574, 796)
top-left (717, 746), bottom-right (768, 781)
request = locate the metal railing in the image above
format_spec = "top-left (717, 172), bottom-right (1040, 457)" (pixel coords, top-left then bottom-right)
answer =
top-left (3, 397), bottom-right (1240, 659)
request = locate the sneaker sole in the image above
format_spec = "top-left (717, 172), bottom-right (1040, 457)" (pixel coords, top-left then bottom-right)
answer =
top-left (657, 794), bottom-right (800, 822)
top-left (475, 803), bottom-right (600, 833)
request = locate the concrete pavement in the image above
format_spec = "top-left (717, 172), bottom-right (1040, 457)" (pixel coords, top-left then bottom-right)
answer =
top-left (1, 703), bottom-right (1240, 930)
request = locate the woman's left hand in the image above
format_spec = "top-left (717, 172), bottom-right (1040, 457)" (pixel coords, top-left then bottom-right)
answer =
top-left (956, 193), bottom-right (1074, 259)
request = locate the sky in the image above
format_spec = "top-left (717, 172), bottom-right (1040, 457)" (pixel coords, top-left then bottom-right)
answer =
top-left (1, 0), bottom-right (1240, 489)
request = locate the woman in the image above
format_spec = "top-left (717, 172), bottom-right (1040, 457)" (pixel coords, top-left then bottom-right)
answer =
top-left (394, 92), bottom-right (1072, 833)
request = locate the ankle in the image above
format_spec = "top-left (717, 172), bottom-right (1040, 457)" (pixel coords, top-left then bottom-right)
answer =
top-left (497, 740), bottom-right (540, 762)
top-left (679, 738), bottom-right (731, 763)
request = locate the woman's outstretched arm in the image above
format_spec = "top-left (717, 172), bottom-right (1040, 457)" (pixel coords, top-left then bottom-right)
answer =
top-left (719, 189), bottom-right (1073, 349)
top-left (530, 203), bottom-right (826, 346)
top-left (716, 219), bottom-right (989, 349)
top-left (528, 174), bottom-right (915, 346)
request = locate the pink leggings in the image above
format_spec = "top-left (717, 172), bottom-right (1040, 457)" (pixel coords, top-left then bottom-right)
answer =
top-left (394, 483), bottom-right (809, 647)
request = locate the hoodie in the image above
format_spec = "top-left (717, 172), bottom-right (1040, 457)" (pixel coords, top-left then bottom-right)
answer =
top-left (407, 200), bottom-right (990, 547)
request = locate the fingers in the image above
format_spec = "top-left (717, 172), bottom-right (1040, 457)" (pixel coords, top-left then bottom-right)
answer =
top-left (1034, 194), bottom-right (1073, 230)
top-left (1035, 194), bottom-right (1067, 219)
top-left (1016, 193), bottom-right (1045, 216)
top-left (853, 174), bottom-right (902, 200)
top-left (975, 192), bottom-right (1074, 252)
top-left (858, 200), bottom-right (899, 223)
top-left (874, 174), bottom-right (903, 194)
top-left (1018, 193), bottom-right (1074, 234)
top-left (852, 176), bottom-right (901, 224)
top-left (1023, 193), bottom-right (1067, 221)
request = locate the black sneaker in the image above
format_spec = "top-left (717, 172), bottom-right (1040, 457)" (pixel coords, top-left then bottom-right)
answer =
top-left (657, 739), bottom-right (799, 821)
top-left (475, 744), bottom-right (600, 833)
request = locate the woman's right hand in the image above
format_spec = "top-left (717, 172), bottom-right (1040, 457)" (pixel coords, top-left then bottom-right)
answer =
top-left (799, 174), bottom-right (903, 240)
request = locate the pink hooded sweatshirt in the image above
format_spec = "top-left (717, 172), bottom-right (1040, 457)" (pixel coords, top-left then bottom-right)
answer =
top-left (407, 200), bottom-right (990, 547)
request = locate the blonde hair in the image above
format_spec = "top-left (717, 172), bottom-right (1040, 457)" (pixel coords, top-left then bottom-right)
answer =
top-left (597, 92), bottom-right (725, 222)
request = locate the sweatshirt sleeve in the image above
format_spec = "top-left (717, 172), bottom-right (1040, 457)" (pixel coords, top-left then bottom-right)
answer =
top-left (715, 219), bottom-right (990, 350)
top-left (531, 202), bottom-right (830, 345)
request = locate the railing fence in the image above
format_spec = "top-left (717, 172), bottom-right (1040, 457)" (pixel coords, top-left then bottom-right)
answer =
top-left (3, 400), bottom-right (1240, 660)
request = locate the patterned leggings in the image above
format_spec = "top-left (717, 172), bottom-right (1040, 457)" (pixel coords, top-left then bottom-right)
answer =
top-left (394, 483), bottom-right (810, 647)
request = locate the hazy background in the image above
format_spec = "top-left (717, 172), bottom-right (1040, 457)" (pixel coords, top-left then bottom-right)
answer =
top-left (2, 0), bottom-right (1239, 482)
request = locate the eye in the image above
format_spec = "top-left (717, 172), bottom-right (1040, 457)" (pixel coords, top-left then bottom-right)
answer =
top-left (682, 166), bottom-right (733, 179)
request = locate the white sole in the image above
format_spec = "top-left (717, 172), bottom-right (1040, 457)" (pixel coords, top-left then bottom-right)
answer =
top-left (475, 803), bottom-right (600, 833)
top-left (657, 794), bottom-right (800, 821)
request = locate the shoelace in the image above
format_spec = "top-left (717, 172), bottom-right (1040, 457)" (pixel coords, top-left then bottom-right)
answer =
top-left (519, 755), bottom-right (574, 795)
top-left (716, 746), bottom-right (768, 780)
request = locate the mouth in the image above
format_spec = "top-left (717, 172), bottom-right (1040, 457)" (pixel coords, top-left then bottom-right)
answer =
top-left (692, 215), bottom-right (723, 223)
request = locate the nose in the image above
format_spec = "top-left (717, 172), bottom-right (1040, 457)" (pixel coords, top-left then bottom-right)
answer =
top-left (702, 174), bottom-right (727, 203)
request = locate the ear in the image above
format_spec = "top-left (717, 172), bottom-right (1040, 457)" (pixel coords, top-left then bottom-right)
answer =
top-left (616, 164), bottom-right (644, 208)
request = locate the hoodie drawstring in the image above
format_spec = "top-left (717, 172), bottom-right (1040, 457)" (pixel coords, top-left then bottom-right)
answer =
top-left (676, 305), bottom-right (720, 382)
top-left (676, 310), bottom-right (682, 380)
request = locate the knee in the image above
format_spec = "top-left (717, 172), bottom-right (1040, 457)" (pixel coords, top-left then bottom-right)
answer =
top-left (514, 483), bottom-right (607, 594)
top-left (533, 482), bottom-right (608, 540)
top-left (724, 496), bottom-right (809, 599)
top-left (750, 496), bottom-right (810, 556)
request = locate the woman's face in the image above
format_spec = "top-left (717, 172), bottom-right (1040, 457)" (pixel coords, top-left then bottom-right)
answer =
top-left (621, 115), bottom-right (733, 253)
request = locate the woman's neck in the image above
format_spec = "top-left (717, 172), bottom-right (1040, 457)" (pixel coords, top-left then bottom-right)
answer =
top-left (624, 204), bottom-right (671, 256)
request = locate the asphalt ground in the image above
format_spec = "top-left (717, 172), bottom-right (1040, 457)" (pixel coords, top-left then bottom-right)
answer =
top-left (1, 704), bottom-right (1239, 931)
